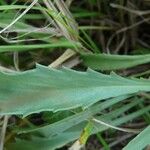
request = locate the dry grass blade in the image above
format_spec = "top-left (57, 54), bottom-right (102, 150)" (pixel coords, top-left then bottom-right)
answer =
top-left (49, 49), bottom-right (76, 68)
top-left (110, 3), bottom-right (150, 16)
top-left (45, 0), bottom-right (80, 68)
top-left (0, 0), bottom-right (38, 34)
top-left (92, 118), bottom-right (141, 134)
top-left (0, 116), bottom-right (9, 150)
top-left (106, 17), bottom-right (150, 53)
top-left (69, 140), bottom-right (84, 150)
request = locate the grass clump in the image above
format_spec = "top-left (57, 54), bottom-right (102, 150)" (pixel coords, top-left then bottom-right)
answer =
top-left (0, 0), bottom-right (150, 150)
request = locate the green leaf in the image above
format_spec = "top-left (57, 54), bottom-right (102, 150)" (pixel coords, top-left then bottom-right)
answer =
top-left (0, 64), bottom-right (150, 116)
top-left (7, 124), bottom-right (84, 150)
top-left (16, 96), bottom-right (130, 136)
top-left (0, 41), bottom-right (80, 52)
top-left (7, 99), bottom-right (149, 150)
top-left (6, 130), bottom-right (80, 150)
top-left (81, 53), bottom-right (150, 70)
top-left (123, 125), bottom-right (150, 150)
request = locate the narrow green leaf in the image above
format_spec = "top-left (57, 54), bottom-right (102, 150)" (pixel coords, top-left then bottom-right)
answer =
top-left (7, 100), bottom-right (149, 150)
top-left (81, 30), bottom-right (100, 53)
top-left (96, 133), bottom-right (110, 150)
top-left (81, 53), bottom-right (150, 70)
top-left (0, 64), bottom-right (150, 116)
top-left (93, 105), bottom-right (150, 133)
top-left (123, 125), bottom-right (150, 150)
top-left (0, 5), bottom-right (45, 11)
top-left (0, 41), bottom-right (80, 52)
top-left (6, 130), bottom-right (80, 150)
top-left (16, 96), bottom-right (130, 136)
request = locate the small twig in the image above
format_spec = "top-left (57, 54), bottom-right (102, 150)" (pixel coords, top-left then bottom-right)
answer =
top-left (62, 56), bottom-right (81, 68)
top-left (106, 17), bottom-right (150, 53)
top-left (14, 52), bottom-right (20, 71)
top-left (114, 32), bottom-right (126, 53)
top-left (110, 3), bottom-right (150, 16)
top-left (137, 39), bottom-right (150, 48)
top-left (49, 49), bottom-right (76, 68)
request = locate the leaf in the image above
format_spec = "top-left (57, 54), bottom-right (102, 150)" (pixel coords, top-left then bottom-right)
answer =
top-left (7, 123), bottom-right (85, 150)
top-left (93, 105), bottom-right (150, 134)
top-left (6, 130), bottom-right (80, 150)
top-left (0, 64), bottom-right (150, 116)
top-left (123, 125), bottom-right (150, 150)
top-left (16, 96), bottom-right (130, 136)
top-left (7, 99), bottom-right (150, 150)
top-left (81, 53), bottom-right (150, 70)
top-left (0, 41), bottom-right (80, 52)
